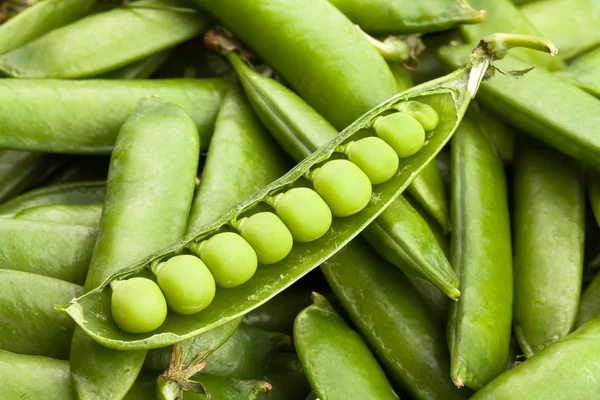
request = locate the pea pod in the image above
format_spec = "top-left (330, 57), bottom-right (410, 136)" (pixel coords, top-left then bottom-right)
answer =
top-left (521, 0), bottom-right (600, 59)
top-left (438, 44), bottom-right (600, 170)
top-left (576, 269), bottom-right (600, 328)
top-left (448, 118), bottom-right (512, 389)
top-left (186, 375), bottom-right (271, 400)
top-left (0, 0), bottom-right (208, 78)
top-left (0, 78), bottom-right (229, 154)
top-left (98, 50), bottom-right (171, 80)
top-left (326, 0), bottom-right (484, 35)
top-left (0, 218), bottom-right (97, 284)
top-left (244, 289), bottom-right (312, 335)
top-left (69, 97), bottom-right (200, 400)
top-left (227, 51), bottom-right (458, 299)
top-left (0, 180), bottom-right (106, 217)
top-left (556, 46), bottom-right (600, 98)
top-left (322, 239), bottom-right (466, 400)
top-left (0, 270), bottom-right (82, 359)
top-left (0, 349), bottom-right (75, 399)
top-left (58, 34), bottom-right (555, 350)
top-left (0, 150), bottom-right (53, 203)
top-left (262, 353), bottom-right (311, 400)
top-left (469, 104), bottom-right (515, 163)
top-left (461, 0), bottom-right (564, 70)
top-left (294, 293), bottom-right (398, 400)
top-left (471, 315), bottom-right (600, 399)
top-left (513, 136), bottom-right (584, 356)
top-left (0, 0), bottom-right (94, 56)
top-left (405, 161), bottom-right (450, 233)
top-left (15, 203), bottom-right (102, 226)
top-left (195, 0), bottom-right (396, 130)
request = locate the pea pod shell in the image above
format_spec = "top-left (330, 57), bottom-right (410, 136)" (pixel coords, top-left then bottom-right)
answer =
top-left (0, 79), bottom-right (229, 154)
top-left (448, 118), bottom-right (513, 389)
top-left (186, 375), bottom-right (271, 400)
top-left (294, 293), bottom-right (399, 400)
top-left (405, 161), bottom-right (450, 233)
top-left (0, 0), bottom-right (208, 78)
top-left (15, 203), bottom-right (103, 226)
top-left (513, 137), bottom-right (584, 356)
top-left (576, 268), bottom-right (600, 328)
top-left (556, 46), bottom-right (600, 98)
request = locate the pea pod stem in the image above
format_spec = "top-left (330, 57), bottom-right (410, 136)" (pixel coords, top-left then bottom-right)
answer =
top-left (357, 25), bottom-right (424, 68)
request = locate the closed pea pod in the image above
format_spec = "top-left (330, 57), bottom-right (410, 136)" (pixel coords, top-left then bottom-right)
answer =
top-left (70, 97), bottom-right (200, 400)
top-left (513, 136), bottom-right (585, 356)
top-left (15, 203), bottom-right (102, 226)
top-left (294, 293), bottom-right (399, 400)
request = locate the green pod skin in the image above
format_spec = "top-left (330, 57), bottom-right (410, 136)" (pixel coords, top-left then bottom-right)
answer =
top-left (0, 150), bottom-right (52, 203)
top-left (513, 137), bottom-right (585, 356)
top-left (294, 293), bottom-right (399, 400)
top-left (0, 180), bottom-right (105, 217)
top-left (195, 0), bottom-right (396, 130)
top-left (97, 50), bottom-right (171, 80)
top-left (576, 269), bottom-right (600, 328)
top-left (389, 63), bottom-right (413, 93)
top-left (322, 239), bottom-right (467, 400)
top-left (327, 0), bottom-right (485, 35)
top-left (244, 289), bottom-right (313, 335)
top-left (469, 105), bottom-right (515, 163)
top-left (521, 0), bottom-right (600, 60)
top-left (461, 0), bottom-right (565, 70)
top-left (0, 0), bottom-right (208, 78)
top-left (0, 0), bottom-right (94, 56)
top-left (200, 324), bottom-right (290, 380)
top-left (406, 161), bottom-right (450, 233)
top-left (230, 54), bottom-right (459, 299)
top-left (70, 97), bottom-right (199, 400)
top-left (556, 46), bottom-right (600, 98)
top-left (0, 78), bottom-right (228, 154)
top-left (0, 218), bottom-right (97, 284)
top-left (262, 353), bottom-right (311, 400)
top-left (448, 118), bottom-right (513, 389)
top-left (471, 315), bottom-right (600, 399)
top-left (0, 270), bottom-right (82, 359)
top-left (0, 350), bottom-right (75, 400)
top-left (185, 375), bottom-right (272, 400)
top-left (438, 45), bottom-right (600, 170)
top-left (15, 203), bottom-right (102, 226)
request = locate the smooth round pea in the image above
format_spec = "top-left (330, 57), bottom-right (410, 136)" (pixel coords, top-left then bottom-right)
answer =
top-left (312, 159), bottom-right (372, 217)
top-left (200, 232), bottom-right (258, 288)
top-left (399, 101), bottom-right (440, 132)
top-left (156, 255), bottom-right (216, 315)
top-left (346, 137), bottom-right (399, 184)
top-left (274, 188), bottom-right (332, 243)
top-left (111, 277), bottom-right (167, 334)
top-left (373, 112), bottom-right (425, 158)
top-left (239, 212), bottom-right (294, 264)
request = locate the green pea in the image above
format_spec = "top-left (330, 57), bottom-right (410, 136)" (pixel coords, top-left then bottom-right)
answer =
top-left (111, 277), bottom-right (167, 334)
top-left (373, 112), bottom-right (425, 158)
top-left (272, 188), bottom-right (332, 243)
top-left (239, 212), bottom-right (293, 264)
top-left (345, 137), bottom-right (399, 185)
top-left (199, 232), bottom-right (258, 288)
top-left (156, 255), bottom-right (216, 315)
top-left (312, 159), bottom-right (372, 217)
top-left (397, 101), bottom-right (440, 132)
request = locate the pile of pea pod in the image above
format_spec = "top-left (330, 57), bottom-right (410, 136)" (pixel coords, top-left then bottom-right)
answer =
top-left (2, 0), bottom-right (600, 399)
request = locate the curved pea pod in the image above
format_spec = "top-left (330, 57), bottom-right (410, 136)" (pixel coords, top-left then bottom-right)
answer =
top-left (227, 51), bottom-right (458, 299)
top-left (448, 118), bottom-right (513, 389)
top-left (521, 0), bottom-right (600, 60)
top-left (328, 0), bottom-right (484, 35)
top-left (58, 34), bottom-right (556, 350)
top-left (513, 137), bottom-right (584, 356)
top-left (196, 0), bottom-right (396, 130)
top-left (0, 0), bottom-right (208, 78)
top-left (0, 350), bottom-right (75, 399)
top-left (461, 0), bottom-right (565, 70)
top-left (576, 269), bottom-right (600, 328)
top-left (0, 150), bottom-right (53, 203)
top-left (471, 315), bottom-right (600, 399)
top-left (15, 203), bottom-right (102, 226)
top-left (438, 44), bottom-right (600, 170)
top-left (0, 0), bottom-right (94, 56)
top-left (98, 50), bottom-right (172, 80)
top-left (406, 161), bottom-right (450, 233)
top-left (295, 293), bottom-right (398, 400)
top-left (262, 353), bottom-right (311, 400)
top-left (70, 97), bottom-right (200, 400)
top-left (0, 180), bottom-right (106, 217)
top-left (0, 78), bottom-right (229, 154)
top-left (322, 239), bottom-right (467, 400)
top-left (244, 289), bottom-right (312, 335)
top-left (556, 46), bottom-right (600, 98)
top-left (0, 270), bottom-right (82, 359)
top-left (0, 218), bottom-right (96, 284)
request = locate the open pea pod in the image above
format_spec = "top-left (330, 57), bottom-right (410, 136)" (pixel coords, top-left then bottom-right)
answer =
top-left (58, 34), bottom-right (556, 350)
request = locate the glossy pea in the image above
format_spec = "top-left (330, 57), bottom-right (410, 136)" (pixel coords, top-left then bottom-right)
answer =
top-left (271, 188), bottom-right (332, 243)
top-left (396, 101), bottom-right (440, 132)
top-left (344, 137), bottom-right (399, 185)
top-left (373, 112), bottom-right (425, 158)
top-left (312, 159), bottom-right (372, 217)
top-left (199, 232), bottom-right (258, 288)
top-left (111, 278), bottom-right (167, 334)
top-left (156, 255), bottom-right (216, 315)
top-left (239, 212), bottom-right (293, 264)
